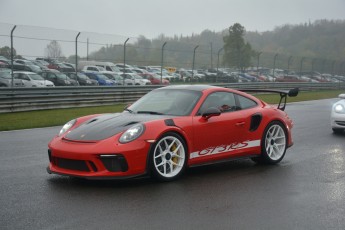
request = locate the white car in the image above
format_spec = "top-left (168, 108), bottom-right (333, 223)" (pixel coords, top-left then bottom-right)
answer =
top-left (331, 94), bottom-right (345, 134)
top-left (121, 73), bottom-right (151, 85)
top-left (14, 71), bottom-right (54, 87)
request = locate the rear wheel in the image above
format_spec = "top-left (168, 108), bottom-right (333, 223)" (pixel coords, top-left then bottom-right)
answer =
top-left (149, 132), bottom-right (187, 181)
top-left (252, 121), bottom-right (287, 164)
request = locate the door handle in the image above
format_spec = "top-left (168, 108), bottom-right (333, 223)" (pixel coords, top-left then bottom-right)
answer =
top-left (236, 122), bottom-right (245, 126)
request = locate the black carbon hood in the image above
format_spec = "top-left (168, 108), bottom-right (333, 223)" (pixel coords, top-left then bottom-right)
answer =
top-left (65, 113), bottom-right (172, 141)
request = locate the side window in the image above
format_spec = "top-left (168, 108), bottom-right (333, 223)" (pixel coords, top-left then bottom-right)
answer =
top-left (198, 92), bottom-right (236, 114)
top-left (13, 73), bottom-right (20, 79)
top-left (237, 95), bottom-right (257, 109)
top-left (106, 66), bottom-right (111, 71)
top-left (22, 74), bottom-right (30, 81)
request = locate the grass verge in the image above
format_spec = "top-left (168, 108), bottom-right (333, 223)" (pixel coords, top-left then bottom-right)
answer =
top-left (0, 89), bottom-right (343, 131)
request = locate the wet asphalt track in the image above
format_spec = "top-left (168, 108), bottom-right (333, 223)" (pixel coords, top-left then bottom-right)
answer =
top-left (0, 98), bottom-right (345, 230)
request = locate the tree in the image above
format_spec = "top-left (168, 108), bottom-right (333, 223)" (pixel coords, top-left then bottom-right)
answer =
top-left (45, 40), bottom-right (63, 59)
top-left (0, 46), bottom-right (16, 59)
top-left (223, 23), bottom-right (255, 71)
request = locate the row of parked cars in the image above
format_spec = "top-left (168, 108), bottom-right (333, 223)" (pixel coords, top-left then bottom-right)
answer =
top-left (0, 57), bottom-right (173, 87)
top-left (1, 56), bottom-right (344, 87)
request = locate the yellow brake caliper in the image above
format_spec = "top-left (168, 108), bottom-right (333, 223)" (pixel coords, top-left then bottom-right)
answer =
top-left (171, 143), bottom-right (178, 168)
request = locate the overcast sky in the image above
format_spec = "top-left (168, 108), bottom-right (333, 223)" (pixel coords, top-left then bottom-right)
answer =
top-left (1, 0), bottom-right (345, 38)
top-left (0, 0), bottom-right (345, 58)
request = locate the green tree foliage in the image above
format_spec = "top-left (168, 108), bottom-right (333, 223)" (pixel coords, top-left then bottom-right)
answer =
top-left (223, 23), bottom-right (255, 71)
top-left (85, 19), bottom-right (344, 73)
top-left (245, 20), bottom-right (345, 72)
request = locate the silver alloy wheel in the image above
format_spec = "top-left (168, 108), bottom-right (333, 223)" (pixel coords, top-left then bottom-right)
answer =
top-left (153, 136), bottom-right (186, 178)
top-left (265, 124), bottom-right (286, 161)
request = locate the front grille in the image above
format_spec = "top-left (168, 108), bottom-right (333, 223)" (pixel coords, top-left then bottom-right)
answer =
top-left (51, 155), bottom-right (90, 172)
top-left (335, 121), bottom-right (345, 127)
top-left (100, 155), bottom-right (128, 172)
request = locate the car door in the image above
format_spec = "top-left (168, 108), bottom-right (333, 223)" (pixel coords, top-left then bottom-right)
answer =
top-left (190, 91), bottom-right (251, 164)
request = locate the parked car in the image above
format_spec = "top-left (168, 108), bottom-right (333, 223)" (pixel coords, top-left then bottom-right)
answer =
top-left (31, 60), bottom-right (49, 71)
top-left (78, 61), bottom-right (121, 73)
top-left (41, 70), bottom-right (78, 86)
top-left (331, 93), bottom-right (345, 134)
top-left (47, 85), bottom-right (298, 181)
top-left (102, 73), bottom-right (134, 85)
top-left (14, 59), bottom-right (42, 73)
top-left (48, 62), bottom-right (74, 73)
top-left (143, 74), bottom-right (170, 85)
top-left (83, 72), bottom-right (115, 86)
top-left (121, 73), bottom-right (151, 85)
top-left (14, 71), bottom-right (54, 87)
top-left (65, 72), bottom-right (98, 86)
top-left (0, 69), bottom-right (25, 87)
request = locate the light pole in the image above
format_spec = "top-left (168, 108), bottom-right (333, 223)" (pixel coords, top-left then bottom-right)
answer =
top-left (192, 45), bottom-right (199, 80)
top-left (75, 32), bottom-right (80, 75)
top-left (210, 42), bottom-right (213, 69)
top-left (216, 47), bottom-right (224, 83)
top-left (161, 42), bottom-right (167, 84)
top-left (123, 38), bottom-right (130, 85)
top-left (287, 56), bottom-right (293, 75)
top-left (257, 52), bottom-right (262, 75)
top-left (10, 25), bottom-right (16, 87)
top-left (299, 57), bottom-right (306, 77)
top-left (273, 53), bottom-right (278, 77)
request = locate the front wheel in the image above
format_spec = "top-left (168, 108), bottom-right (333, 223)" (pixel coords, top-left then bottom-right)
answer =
top-left (149, 132), bottom-right (187, 181)
top-left (252, 121), bottom-right (287, 164)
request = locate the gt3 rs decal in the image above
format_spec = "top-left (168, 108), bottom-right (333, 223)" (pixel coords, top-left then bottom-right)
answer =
top-left (190, 140), bottom-right (261, 159)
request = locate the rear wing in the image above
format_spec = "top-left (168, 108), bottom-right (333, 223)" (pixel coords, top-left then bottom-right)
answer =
top-left (238, 88), bottom-right (299, 111)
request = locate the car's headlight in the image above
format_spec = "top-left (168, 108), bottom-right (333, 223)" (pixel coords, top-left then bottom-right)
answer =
top-left (334, 104), bottom-right (345, 114)
top-left (119, 123), bottom-right (145, 143)
top-left (59, 119), bottom-right (77, 136)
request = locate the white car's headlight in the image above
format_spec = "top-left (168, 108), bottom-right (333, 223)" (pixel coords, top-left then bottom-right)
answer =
top-left (119, 123), bottom-right (145, 143)
top-left (59, 119), bottom-right (77, 136)
top-left (334, 104), bottom-right (345, 114)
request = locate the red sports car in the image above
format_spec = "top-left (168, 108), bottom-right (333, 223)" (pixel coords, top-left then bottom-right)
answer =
top-left (47, 85), bottom-right (298, 181)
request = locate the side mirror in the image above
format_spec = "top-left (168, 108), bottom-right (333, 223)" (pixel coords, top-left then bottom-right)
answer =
top-left (201, 107), bottom-right (221, 120)
top-left (339, 94), bottom-right (345, 99)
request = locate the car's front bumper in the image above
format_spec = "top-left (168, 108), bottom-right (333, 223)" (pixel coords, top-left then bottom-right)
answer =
top-left (47, 137), bottom-right (152, 179)
top-left (331, 111), bottom-right (345, 129)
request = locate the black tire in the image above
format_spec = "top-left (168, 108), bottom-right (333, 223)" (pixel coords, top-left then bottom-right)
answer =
top-left (252, 121), bottom-right (287, 164)
top-left (149, 132), bottom-right (187, 182)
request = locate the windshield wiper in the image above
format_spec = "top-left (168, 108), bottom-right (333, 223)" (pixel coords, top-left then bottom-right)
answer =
top-left (137, 111), bottom-right (164, 115)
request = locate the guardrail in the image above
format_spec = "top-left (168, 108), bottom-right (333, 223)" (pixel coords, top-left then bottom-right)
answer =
top-left (0, 82), bottom-right (344, 113)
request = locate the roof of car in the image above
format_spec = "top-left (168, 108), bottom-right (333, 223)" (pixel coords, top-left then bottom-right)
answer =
top-left (13, 71), bottom-right (37, 74)
top-left (159, 84), bottom-right (220, 92)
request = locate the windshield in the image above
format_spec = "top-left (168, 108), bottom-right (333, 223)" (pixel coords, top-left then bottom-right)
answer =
top-left (109, 66), bottom-right (121, 72)
top-left (0, 71), bottom-right (11, 79)
top-left (77, 73), bottom-right (89, 80)
top-left (29, 74), bottom-right (44, 80)
top-left (128, 89), bottom-right (201, 116)
top-left (56, 73), bottom-right (70, 80)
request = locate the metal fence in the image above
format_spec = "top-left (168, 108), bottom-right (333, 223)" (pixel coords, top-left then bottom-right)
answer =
top-left (1, 82), bottom-right (344, 113)
top-left (1, 22), bottom-right (344, 75)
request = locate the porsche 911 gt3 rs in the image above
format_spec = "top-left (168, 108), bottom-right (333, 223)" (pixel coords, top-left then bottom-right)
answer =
top-left (47, 85), bottom-right (298, 181)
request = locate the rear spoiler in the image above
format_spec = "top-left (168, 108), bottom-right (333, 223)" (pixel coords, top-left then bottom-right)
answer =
top-left (238, 88), bottom-right (299, 111)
